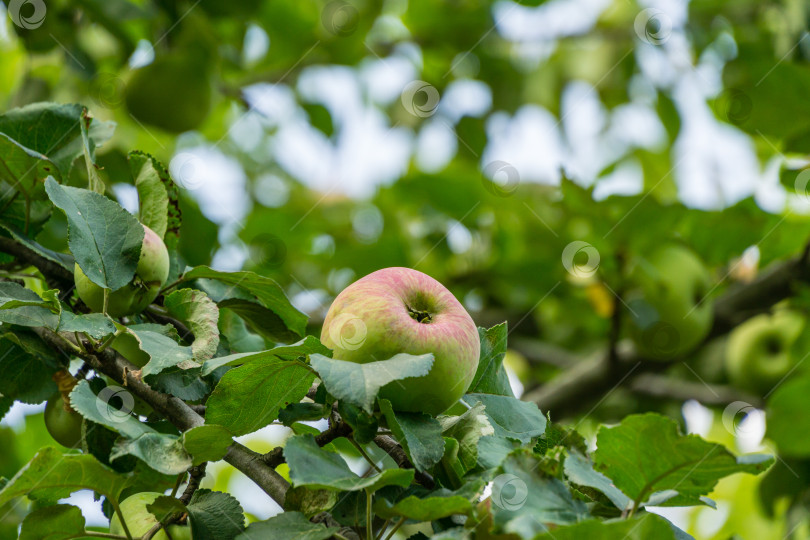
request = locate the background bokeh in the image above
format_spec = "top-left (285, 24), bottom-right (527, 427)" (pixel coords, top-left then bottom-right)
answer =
top-left (2, 0), bottom-right (810, 537)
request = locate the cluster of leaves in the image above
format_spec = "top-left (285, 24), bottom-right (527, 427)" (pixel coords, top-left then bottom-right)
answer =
top-left (0, 102), bottom-right (777, 539)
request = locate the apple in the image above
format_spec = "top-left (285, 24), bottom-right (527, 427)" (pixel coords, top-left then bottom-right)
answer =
top-left (110, 492), bottom-right (191, 540)
top-left (320, 267), bottom-right (480, 415)
top-left (74, 224), bottom-right (170, 318)
top-left (43, 394), bottom-right (83, 448)
top-left (725, 310), bottom-right (804, 395)
top-left (111, 331), bottom-right (150, 368)
top-left (626, 244), bottom-right (713, 360)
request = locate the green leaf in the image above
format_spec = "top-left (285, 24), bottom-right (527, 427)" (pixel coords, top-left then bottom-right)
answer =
top-left (134, 329), bottom-right (197, 378)
top-left (0, 103), bottom-right (114, 181)
top-left (0, 446), bottom-right (127, 506)
top-left (280, 402), bottom-right (330, 427)
top-left (284, 486), bottom-right (340, 518)
top-left (461, 393), bottom-right (546, 443)
top-left (490, 450), bottom-right (589, 538)
top-left (206, 356), bottom-right (314, 436)
top-left (766, 375), bottom-right (810, 456)
top-left (183, 266), bottom-right (307, 342)
top-left (285, 434), bottom-right (414, 491)
top-left (468, 323), bottom-right (513, 396)
top-left (564, 452), bottom-right (630, 511)
top-left (477, 435), bottom-right (520, 470)
top-left (594, 413), bottom-right (774, 507)
top-left (0, 134), bottom-right (60, 200)
top-left (130, 151), bottom-right (170, 239)
top-left (379, 398), bottom-right (445, 472)
top-left (69, 381), bottom-right (192, 475)
top-left (0, 332), bottom-right (59, 403)
top-left (236, 511), bottom-right (337, 540)
top-left (374, 493), bottom-right (472, 521)
top-left (57, 312), bottom-right (116, 339)
top-left (187, 489), bottom-right (246, 539)
top-left (45, 177), bottom-right (143, 290)
top-left (337, 401), bottom-right (377, 444)
top-left (439, 402), bottom-right (493, 472)
top-left (182, 425), bottom-right (233, 465)
top-left (164, 288), bottom-right (220, 361)
top-left (311, 352), bottom-right (434, 413)
top-left (202, 336), bottom-right (329, 376)
top-left (532, 514), bottom-right (679, 540)
top-left (0, 224), bottom-right (74, 271)
top-left (0, 281), bottom-right (58, 328)
top-left (19, 504), bottom-right (85, 540)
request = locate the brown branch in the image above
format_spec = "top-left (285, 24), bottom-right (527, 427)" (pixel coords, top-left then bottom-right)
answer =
top-left (373, 435), bottom-right (435, 489)
top-left (0, 236), bottom-right (73, 290)
top-left (32, 327), bottom-right (291, 507)
top-left (628, 373), bottom-right (763, 408)
top-left (262, 415), bottom-right (352, 468)
top-left (179, 463), bottom-right (207, 505)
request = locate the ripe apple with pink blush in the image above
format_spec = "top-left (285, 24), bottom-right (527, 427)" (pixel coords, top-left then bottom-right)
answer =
top-left (320, 267), bottom-right (480, 415)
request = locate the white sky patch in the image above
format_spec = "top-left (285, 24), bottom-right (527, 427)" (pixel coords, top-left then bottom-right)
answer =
top-left (440, 80), bottom-right (493, 123)
top-left (111, 183), bottom-right (140, 215)
top-left (415, 120), bottom-right (457, 173)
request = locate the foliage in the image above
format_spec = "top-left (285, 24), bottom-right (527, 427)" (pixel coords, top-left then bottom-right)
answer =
top-left (0, 0), bottom-right (809, 538)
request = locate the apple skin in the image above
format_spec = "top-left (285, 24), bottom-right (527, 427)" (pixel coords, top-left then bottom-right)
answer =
top-left (725, 310), bottom-right (804, 395)
top-left (627, 244), bottom-right (713, 360)
top-left (74, 225), bottom-right (170, 318)
top-left (110, 492), bottom-right (191, 540)
top-left (320, 267), bottom-right (480, 416)
top-left (111, 332), bottom-right (150, 368)
top-left (43, 394), bottom-right (83, 448)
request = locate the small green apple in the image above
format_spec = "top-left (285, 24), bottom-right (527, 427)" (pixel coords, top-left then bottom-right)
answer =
top-left (725, 310), bottom-right (804, 395)
top-left (320, 267), bottom-right (480, 415)
top-left (111, 332), bottom-right (150, 368)
top-left (627, 244), bottom-right (713, 360)
top-left (74, 224), bottom-right (170, 317)
top-left (43, 394), bottom-right (83, 448)
top-left (110, 492), bottom-right (191, 540)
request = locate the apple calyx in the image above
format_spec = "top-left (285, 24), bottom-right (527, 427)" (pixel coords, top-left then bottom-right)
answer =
top-left (407, 305), bottom-right (433, 323)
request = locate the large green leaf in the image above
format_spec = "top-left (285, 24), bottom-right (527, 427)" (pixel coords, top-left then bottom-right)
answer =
top-left (236, 511), bottom-right (336, 540)
top-left (186, 489), bottom-right (246, 539)
top-left (206, 356), bottom-right (314, 436)
top-left (461, 393), bottom-right (546, 443)
top-left (45, 178), bottom-right (143, 290)
top-left (593, 413), bottom-right (773, 507)
top-left (184, 266), bottom-right (307, 342)
top-left (19, 504), bottom-right (85, 540)
top-left (0, 447), bottom-right (128, 506)
top-left (285, 434), bottom-right (414, 492)
top-left (379, 398), bottom-right (445, 472)
top-left (532, 514), bottom-right (680, 540)
top-left (766, 375), bottom-right (810, 457)
top-left (202, 335), bottom-right (329, 376)
top-left (310, 352), bottom-right (434, 413)
top-left (468, 323), bottom-right (513, 396)
top-left (164, 288), bottom-right (220, 361)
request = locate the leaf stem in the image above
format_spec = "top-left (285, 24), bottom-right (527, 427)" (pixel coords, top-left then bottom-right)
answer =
top-left (365, 488), bottom-right (374, 540)
top-left (383, 517), bottom-right (406, 540)
top-left (109, 499), bottom-right (134, 540)
top-left (351, 438), bottom-right (381, 473)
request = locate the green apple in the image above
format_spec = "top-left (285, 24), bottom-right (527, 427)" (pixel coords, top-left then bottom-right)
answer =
top-left (111, 332), bottom-right (150, 368)
top-left (725, 310), bottom-right (804, 395)
top-left (43, 394), bottom-right (83, 448)
top-left (320, 267), bottom-right (480, 415)
top-left (74, 225), bottom-right (170, 318)
top-left (125, 56), bottom-right (212, 133)
top-left (110, 492), bottom-right (191, 540)
top-left (627, 244), bottom-right (713, 360)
